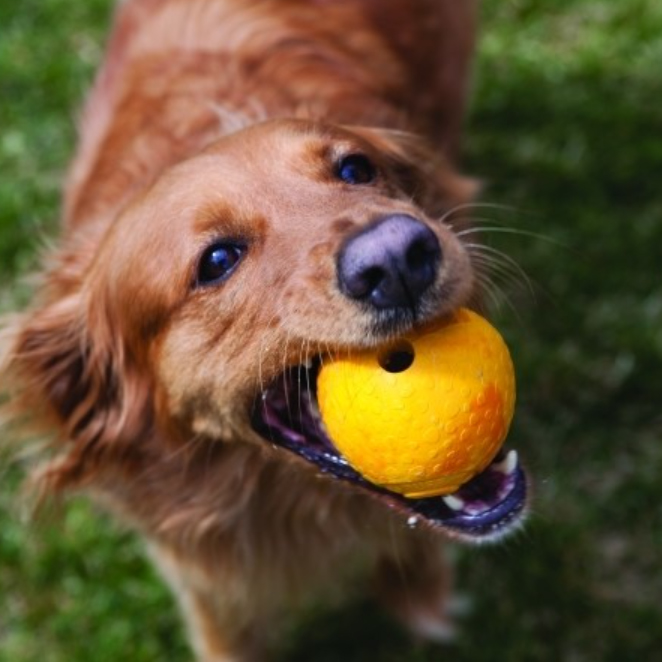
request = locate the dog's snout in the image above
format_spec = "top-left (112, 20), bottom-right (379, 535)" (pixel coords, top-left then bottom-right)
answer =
top-left (337, 214), bottom-right (441, 310)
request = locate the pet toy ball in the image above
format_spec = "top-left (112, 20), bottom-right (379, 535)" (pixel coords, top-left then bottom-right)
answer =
top-left (317, 308), bottom-right (516, 498)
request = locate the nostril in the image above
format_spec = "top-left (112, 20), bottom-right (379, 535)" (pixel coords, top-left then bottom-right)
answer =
top-left (343, 265), bottom-right (386, 300)
top-left (337, 214), bottom-right (442, 310)
top-left (361, 266), bottom-right (386, 298)
top-left (407, 236), bottom-right (440, 272)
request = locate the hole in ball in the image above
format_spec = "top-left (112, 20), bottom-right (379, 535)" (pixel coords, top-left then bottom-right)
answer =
top-left (378, 341), bottom-right (415, 373)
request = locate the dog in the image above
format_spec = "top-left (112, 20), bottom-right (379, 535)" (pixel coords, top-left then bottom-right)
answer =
top-left (1, 1), bottom-right (527, 659)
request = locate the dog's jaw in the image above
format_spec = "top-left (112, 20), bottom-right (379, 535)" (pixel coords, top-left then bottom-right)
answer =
top-left (251, 360), bottom-right (528, 542)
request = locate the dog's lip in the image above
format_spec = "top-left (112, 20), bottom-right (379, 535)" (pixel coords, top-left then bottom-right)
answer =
top-left (386, 453), bottom-right (528, 541)
top-left (250, 363), bottom-right (528, 540)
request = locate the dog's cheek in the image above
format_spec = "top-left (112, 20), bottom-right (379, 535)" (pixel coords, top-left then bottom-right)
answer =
top-left (306, 240), bottom-right (335, 286)
top-left (151, 310), bottom-right (271, 441)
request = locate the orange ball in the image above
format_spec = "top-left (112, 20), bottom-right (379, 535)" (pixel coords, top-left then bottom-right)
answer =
top-left (317, 309), bottom-right (516, 497)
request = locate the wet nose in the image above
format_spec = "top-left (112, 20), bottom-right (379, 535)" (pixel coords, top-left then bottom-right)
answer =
top-left (337, 214), bottom-right (441, 310)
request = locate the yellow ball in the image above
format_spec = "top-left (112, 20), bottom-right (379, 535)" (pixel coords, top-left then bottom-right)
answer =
top-left (317, 309), bottom-right (516, 498)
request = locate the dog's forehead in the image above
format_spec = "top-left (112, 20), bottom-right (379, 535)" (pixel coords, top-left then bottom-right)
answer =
top-left (196, 119), bottom-right (376, 178)
top-left (139, 120), bottom-right (379, 231)
top-left (207, 118), bottom-right (367, 153)
top-left (105, 120), bottom-right (379, 284)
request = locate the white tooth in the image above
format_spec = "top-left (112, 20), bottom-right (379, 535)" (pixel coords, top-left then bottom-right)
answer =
top-left (407, 515), bottom-right (420, 528)
top-left (494, 449), bottom-right (518, 475)
top-left (442, 494), bottom-right (466, 511)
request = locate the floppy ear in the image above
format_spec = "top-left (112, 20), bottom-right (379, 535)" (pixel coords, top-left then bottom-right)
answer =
top-left (350, 126), bottom-right (479, 221)
top-left (3, 264), bottom-right (154, 491)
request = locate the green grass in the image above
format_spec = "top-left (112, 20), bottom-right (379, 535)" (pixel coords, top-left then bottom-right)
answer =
top-left (2, 0), bottom-right (661, 659)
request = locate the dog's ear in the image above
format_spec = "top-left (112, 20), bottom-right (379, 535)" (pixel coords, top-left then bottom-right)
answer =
top-left (349, 126), bottom-right (479, 220)
top-left (3, 259), bottom-right (153, 490)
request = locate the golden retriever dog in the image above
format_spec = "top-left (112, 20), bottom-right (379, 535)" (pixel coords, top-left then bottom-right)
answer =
top-left (2, 0), bottom-right (528, 659)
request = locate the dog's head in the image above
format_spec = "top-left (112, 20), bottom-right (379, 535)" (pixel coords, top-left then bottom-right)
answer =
top-left (7, 119), bottom-right (526, 540)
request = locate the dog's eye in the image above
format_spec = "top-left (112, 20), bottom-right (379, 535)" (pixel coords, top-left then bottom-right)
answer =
top-left (336, 154), bottom-right (375, 185)
top-left (197, 242), bottom-right (246, 286)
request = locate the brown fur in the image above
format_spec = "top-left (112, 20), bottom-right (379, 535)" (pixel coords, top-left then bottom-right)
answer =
top-left (2, 1), bottom-right (479, 660)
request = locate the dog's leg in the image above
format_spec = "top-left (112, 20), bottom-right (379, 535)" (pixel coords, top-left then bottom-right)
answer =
top-left (175, 591), bottom-right (263, 662)
top-left (373, 530), bottom-right (458, 643)
top-left (149, 544), bottom-right (274, 662)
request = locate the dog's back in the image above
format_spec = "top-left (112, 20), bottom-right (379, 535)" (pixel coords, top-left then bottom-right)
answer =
top-left (66, 0), bottom-right (476, 231)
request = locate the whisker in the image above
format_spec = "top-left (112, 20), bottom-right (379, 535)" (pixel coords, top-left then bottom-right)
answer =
top-left (295, 338), bottom-right (309, 427)
top-left (281, 332), bottom-right (294, 424)
top-left (479, 266), bottom-right (518, 304)
top-left (456, 224), bottom-right (563, 247)
top-left (472, 271), bottom-right (504, 310)
top-left (466, 243), bottom-right (536, 299)
top-left (302, 340), bottom-right (313, 410)
top-left (472, 264), bottom-right (532, 310)
top-left (319, 341), bottom-right (338, 374)
top-left (306, 340), bottom-right (323, 412)
top-left (439, 205), bottom-right (525, 235)
top-left (317, 343), bottom-right (328, 373)
top-left (441, 206), bottom-right (562, 316)
top-left (257, 310), bottom-right (282, 397)
top-left (439, 201), bottom-right (521, 226)
top-left (473, 270), bottom-right (523, 321)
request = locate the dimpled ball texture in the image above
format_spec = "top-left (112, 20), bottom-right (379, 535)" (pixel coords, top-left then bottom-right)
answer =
top-left (317, 308), bottom-right (516, 498)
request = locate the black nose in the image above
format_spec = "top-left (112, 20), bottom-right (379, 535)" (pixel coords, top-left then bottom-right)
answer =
top-left (337, 214), bottom-right (441, 309)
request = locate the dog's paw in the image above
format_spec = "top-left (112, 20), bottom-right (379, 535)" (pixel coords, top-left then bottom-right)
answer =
top-left (402, 592), bottom-right (472, 643)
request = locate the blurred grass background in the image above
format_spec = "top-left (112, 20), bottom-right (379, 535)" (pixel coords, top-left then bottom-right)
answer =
top-left (1, 0), bottom-right (661, 660)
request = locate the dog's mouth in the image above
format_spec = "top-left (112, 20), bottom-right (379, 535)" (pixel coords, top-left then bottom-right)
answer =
top-left (251, 361), bottom-right (527, 542)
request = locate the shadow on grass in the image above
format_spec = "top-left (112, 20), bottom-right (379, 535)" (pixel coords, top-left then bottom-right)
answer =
top-left (277, 519), bottom-right (660, 662)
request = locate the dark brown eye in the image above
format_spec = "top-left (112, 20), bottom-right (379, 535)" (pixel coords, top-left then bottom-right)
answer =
top-left (196, 242), bottom-right (245, 286)
top-left (336, 154), bottom-right (375, 185)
